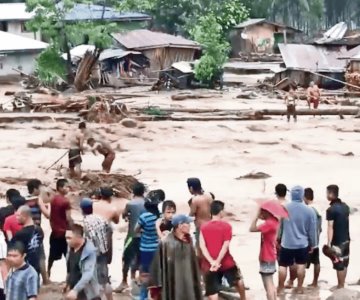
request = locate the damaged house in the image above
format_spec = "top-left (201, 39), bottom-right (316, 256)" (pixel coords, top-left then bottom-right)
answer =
top-left (0, 31), bottom-right (48, 78)
top-left (276, 43), bottom-right (347, 89)
top-left (111, 29), bottom-right (201, 77)
top-left (230, 18), bottom-right (302, 56)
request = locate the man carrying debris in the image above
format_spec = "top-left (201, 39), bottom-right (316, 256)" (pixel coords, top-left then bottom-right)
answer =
top-left (69, 122), bottom-right (87, 178)
top-left (87, 138), bottom-right (116, 173)
top-left (285, 86), bottom-right (298, 123)
top-left (307, 82), bottom-right (321, 109)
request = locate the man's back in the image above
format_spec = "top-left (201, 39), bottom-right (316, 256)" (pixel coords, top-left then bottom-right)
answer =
top-left (282, 201), bottom-right (316, 249)
top-left (124, 198), bottom-right (145, 237)
top-left (50, 194), bottom-right (70, 236)
top-left (190, 193), bottom-right (213, 229)
top-left (93, 200), bottom-right (118, 224)
top-left (326, 200), bottom-right (350, 246)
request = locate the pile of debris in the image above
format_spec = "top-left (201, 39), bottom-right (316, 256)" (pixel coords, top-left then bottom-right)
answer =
top-left (80, 172), bottom-right (138, 199)
top-left (345, 71), bottom-right (360, 91)
top-left (236, 53), bottom-right (283, 63)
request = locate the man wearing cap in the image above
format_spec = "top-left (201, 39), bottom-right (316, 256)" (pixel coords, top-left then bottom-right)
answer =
top-left (278, 186), bottom-right (317, 295)
top-left (80, 198), bottom-right (113, 300)
top-left (150, 214), bottom-right (202, 300)
top-left (187, 178), bottom-right (213, 246)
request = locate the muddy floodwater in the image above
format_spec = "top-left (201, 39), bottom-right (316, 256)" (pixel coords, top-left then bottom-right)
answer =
top-left (1, 86), bottom-right (360, 299)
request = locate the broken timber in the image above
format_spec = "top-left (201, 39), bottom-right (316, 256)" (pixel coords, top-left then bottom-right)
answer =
top-left (0, 113), bottom-right (80, 123)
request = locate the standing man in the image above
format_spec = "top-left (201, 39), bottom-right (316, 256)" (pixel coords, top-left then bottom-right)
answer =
top-left (5, 241), bottom-right (39, 300)
top-left (200, 201), bottom-right (246, 300)
top-left (285, 86), bottom-right (298, 123)
top-left (187, 178), bottom-right (213, 245)
top-left (12, 205), bottom-right (44, 277)
top-left (326, 185), bottom-right (350, 290)
top-left (278, 186), bottom-right (316, 295)
top-left (307, 81), bottom-right (321, 109)
top-left (26, 179), bottom-right (50, 284)
top-left (275, 184), bottom-right (287, 206)
top-left (3, 196), bottom-right (26, 241)
top-left (149, 214), bottom-right (202, 300)
top-left (65, 224), bottom-right (100, 300)
top-left (0, 189), bottom-right (21, 230)
top-left (304, 188), bottom-right (321, 288)
top-left (69, 121), bottom-right (87, 179)
top-left (48, 179), bottom-right (72, 277)
top-left (115, 182), bottom-right (146, 292)
top-left (87, 138), bottom-right (116, 173)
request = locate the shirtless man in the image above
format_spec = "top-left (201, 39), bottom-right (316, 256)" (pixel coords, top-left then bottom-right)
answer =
top-left (92, 187), bottom-right (120, 300)
top-left (307, 81), bottom-right (321, 109)
top-left (87, 138), bottom-right (115, 173)
top-left (187, 178), bottom-right (213, 245)
top-left (285, 86), bottom-right (298, 123)
top-left (69, 122), bottom-right (88, 178)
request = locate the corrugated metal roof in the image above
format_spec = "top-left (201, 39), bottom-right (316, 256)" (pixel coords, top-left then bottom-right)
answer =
top-left (57, 3), bottom-right (150, 22)
top-left (316, 22), bottom-right (348, 44)
top-left (278, 43), bottom-right (347, 72)
top-left (0, 30), bottom-right (48, 52)
top-left (61, 45), bottom-right (96, 60)
top-left (99, 48), bottom-right (141, 61)
top-left (234, 18), bottom-right (301, 32)
top-left (338, 45), bottom-right (360, 59)
top-left (0, 3), bottom-right (34, 21)
top-left (112, 29), bottom-right (201, 50)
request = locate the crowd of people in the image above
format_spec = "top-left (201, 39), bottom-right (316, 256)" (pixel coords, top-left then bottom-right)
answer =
top-left (0, 176), bottom-right (352, 300)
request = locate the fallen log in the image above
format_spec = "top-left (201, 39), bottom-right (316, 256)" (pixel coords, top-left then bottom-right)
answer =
top-left (136, 115), bottom-right (269, 122)
top-left (171, 94), bottom-right (217, 101)
top-left (258, 108), bottom-right (360, 116)
top-left (0, 113), bottom-right (80, 123)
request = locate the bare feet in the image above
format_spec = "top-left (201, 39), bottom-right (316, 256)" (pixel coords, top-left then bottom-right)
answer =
top-left (277, 287), bottom-right (285, 295)
top-left (114, 282), bottom-right (129, 293)
top-left (308, 283), bottom-right (318, 288)
top-left (285, 280), bottom-right (294, 289)
top-left (330, 285), bottom-right (344, 292)
top-left (294, 287), bottom-right (304, 294)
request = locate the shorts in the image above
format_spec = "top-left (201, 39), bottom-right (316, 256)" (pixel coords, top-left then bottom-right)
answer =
top-left (333, 241), bottom-right (350, 271)
top-left (123, 237), bottom-right (140, 271)
top-left (310, 98), bottom-right (319, 109)
top-left (49, 233), bottom-right (67, 261)
top-left (306, 247), bottom-right (320, 268)
top-left (97, 253), bottom-right (110, 285)
top-left (259, 261), bottom-right (277, 275)
top-left (204, 266), bottom-right (243, 296)
top-left (287, 104), bottom-right (296, 114)
top-left (140, 251), bottom-right (156, 274)
top-left (279, 247), bottom-right (309, 267)
top-left (69, 149), bottom-right (82, 169)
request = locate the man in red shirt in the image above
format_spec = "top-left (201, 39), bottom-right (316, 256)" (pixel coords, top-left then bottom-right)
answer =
top-left (250, 207), bottom-right (280, 300)
top-left (200, 201), bottom-right (246, 300)
top-left (48, 179), bottom-right (72, 277)
top-left (3, 196), bottom-right (26, 241)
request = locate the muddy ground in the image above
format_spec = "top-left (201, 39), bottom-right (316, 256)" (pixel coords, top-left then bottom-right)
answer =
top-left (1, 84), bottom-right (360, 299)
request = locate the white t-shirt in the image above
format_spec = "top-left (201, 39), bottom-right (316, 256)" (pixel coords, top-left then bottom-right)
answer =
top-left (0, 231), bottom-right (7, 289)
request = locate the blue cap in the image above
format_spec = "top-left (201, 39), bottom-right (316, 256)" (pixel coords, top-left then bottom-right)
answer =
top-left (171, 214), bottom-right (194, 227)
top-left (80, 198), bottom-right (93, 213)
top-left (291, 186), bottom-right (304, 202)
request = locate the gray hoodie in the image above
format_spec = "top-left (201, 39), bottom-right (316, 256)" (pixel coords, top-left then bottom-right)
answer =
top-left (281, 186), bottom-right (317, 249)
top-left (67, 239), bottom-right (100, 299)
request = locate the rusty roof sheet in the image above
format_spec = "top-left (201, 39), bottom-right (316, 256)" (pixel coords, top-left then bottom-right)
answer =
top-left (278, 43), bottom-right (347, 72)
top-left (112, 30), bottom-right (201, 50)
top-left (234, 18), bottom-right (302, 32)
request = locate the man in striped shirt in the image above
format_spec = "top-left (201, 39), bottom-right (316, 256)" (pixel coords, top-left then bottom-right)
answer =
top-left (136, 200), bottom-right (160, 300)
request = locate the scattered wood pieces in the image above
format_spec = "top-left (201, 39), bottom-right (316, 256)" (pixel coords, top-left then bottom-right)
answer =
top-left (171, 93), bottom-right (217, 101)
top-left (236, 172), bottom-right (271, 180)
top-left (236, 91), bottom-right (258, 99)
top-left (343, 152), bottom-right (354, 156)
top-left (292, 144), bottom-right (302, 151)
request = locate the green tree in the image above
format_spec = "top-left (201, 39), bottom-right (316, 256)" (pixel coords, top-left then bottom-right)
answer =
top-left (190, 15), bottom-right (230, 83)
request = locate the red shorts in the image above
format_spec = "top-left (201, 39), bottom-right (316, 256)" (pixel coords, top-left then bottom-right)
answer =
top-left (310, 98), bottom-right (319, 109)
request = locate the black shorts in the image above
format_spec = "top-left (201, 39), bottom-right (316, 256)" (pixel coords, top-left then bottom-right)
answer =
top-left (279, 247), bottom-right (309, 267)
top-left (69, 149), bottom-right (82, 169)
top-left (49, 233), bottom-right (67, 261)
top-left (306, 247), bottom-right (320, 268)
top-left (123, 237), bottom-right (140, 271)
top-left (204, 266), bottom-right (243, 296)
top-left (333, 241), bottom-right (350, 271)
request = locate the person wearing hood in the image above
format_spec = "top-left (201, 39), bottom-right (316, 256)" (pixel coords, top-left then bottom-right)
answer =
top-left (277, 186), bottom-right (317, 295)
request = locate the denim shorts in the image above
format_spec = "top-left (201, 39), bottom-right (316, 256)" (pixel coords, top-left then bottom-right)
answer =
top-left (259, 261), bottom-right (276, 275)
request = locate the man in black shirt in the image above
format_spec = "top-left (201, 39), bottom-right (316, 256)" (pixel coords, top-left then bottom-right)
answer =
top-left (12, 205), bottom-right (44, 274)
top-left (326, 185), bottom-right (350, 289)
